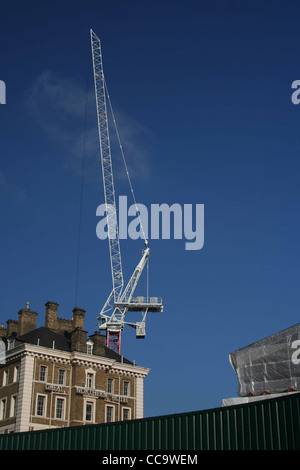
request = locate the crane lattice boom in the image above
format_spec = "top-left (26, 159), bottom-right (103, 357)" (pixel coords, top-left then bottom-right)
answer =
top-left (90, 30), bottom-right (123, 303)
top-left (90, 29), bottom-right (163, 355)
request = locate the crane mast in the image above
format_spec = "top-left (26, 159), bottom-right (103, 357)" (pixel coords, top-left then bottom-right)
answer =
top-left (90, 30), bottom-right (163, 355)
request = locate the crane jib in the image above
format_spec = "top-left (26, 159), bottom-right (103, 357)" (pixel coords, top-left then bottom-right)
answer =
top-left (90, 30), bottom-right (163, 354)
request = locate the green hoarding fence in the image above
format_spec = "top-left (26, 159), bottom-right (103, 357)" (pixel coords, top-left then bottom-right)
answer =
top-left (0, 392), bottom-right (300, 450)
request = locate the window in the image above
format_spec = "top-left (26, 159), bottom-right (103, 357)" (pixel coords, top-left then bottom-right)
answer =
top-left (13, 366), bottom-right (19, 383)
top-left (55, 398), bottom-right (65, 420)
top-left (39, 365), bottom-right (47, 382)
top-left (107, 378), bottom-right (113, 394)
top-left (10, 395), bottom-right (16, 417)
top-left (0, 340), bottom-right (5, 365)
top-left (86, 341), bottom-right (93, 355)
top-left (0, 398), bottom-right (6, 420)
top-left (106, 405), bottom-right (114, 423)
top-left (85, 401), bottom-right (94, 422)
top-left (7, 338), bottom-right (15, 350)
top-left (2, 370), bottom-right (8, 386)
top-left (36, 395), bottom-right (46, 417)
top-left (86, 372), bottom-right (94, 389)
top-left (122, 407), bottom-right (131, 421)
top-left (123, 381), bottom-right (130, 396)
top-left (58, 369), bottom-right (65, 385)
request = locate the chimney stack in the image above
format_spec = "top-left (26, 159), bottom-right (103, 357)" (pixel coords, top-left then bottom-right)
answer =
top-left (18, 305), bottom-right (38, 336)
top-left (70, 329), bottom-right (87, 353)
top-left (45, 301), bottom-right (59, 331)
top-left (89, 331), bottom-right (106, 355)
top-left (72, 307), bottom-right (85, 331)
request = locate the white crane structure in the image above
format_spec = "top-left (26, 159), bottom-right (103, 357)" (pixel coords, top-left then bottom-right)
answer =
top-left (90, 30), bottom-right (163, 354)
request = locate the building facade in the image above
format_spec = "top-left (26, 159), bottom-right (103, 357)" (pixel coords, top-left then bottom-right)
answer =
top-left (0, 301), bottom-right (149, 434)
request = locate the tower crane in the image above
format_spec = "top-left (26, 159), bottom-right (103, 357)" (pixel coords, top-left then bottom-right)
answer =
top-left (90, 30), bottom-right (163, 355)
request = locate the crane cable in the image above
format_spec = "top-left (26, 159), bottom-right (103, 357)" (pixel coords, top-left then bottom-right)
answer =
top-left (104, 78), bottom-right (148, 245)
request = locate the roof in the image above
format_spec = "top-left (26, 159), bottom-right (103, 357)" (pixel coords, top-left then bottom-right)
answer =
top-left (103, 346), bottom-right (133, 365)
top-left (16, 327), bottom-right (133, 364)
top-left (17, 327), bottom-right (71, 351)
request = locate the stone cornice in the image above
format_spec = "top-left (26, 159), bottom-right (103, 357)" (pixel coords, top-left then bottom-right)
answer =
top-left (4, 344), bottom-right (150, 378)
top-left (5, 343), bottom-right (71, 364)
top-left (71, 351), bottom-right (150, 378)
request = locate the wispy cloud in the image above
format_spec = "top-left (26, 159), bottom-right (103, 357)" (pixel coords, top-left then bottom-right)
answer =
top-left (25, 71), bottom-right (151, 182)
top-left (0, 171), bottom-right (26, 203)
top-left (108, 110), bottom-right (151, 181)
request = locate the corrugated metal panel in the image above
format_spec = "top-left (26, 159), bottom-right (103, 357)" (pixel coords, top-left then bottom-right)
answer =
top-left (1, 392), bottom-right (300, 450)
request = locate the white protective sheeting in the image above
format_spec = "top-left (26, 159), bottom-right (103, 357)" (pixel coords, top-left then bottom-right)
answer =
top-left (229, 323), bottom-right (300, 397)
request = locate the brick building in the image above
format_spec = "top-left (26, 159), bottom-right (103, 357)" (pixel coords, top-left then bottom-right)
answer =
top-left (0, 301), bottom-right (149, 434)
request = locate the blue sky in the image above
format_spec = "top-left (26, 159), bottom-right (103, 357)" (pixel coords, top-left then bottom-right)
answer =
top-left (0, 0), bottom-right (300, 418)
